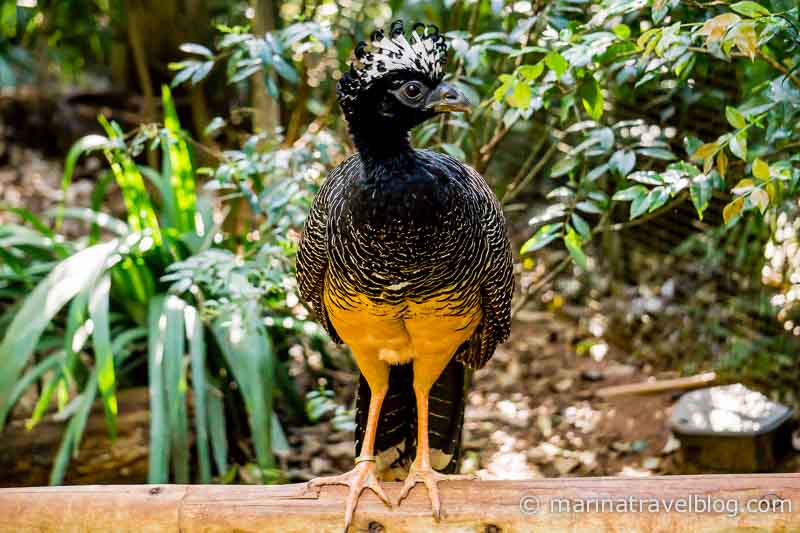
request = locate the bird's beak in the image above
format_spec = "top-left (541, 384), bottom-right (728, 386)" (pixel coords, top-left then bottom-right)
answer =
top-left (424, 82), bottom-right (471, 113)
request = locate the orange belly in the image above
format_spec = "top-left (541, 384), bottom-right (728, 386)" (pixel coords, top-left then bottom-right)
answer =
top-left (323, 289), bottom-right (481, 364)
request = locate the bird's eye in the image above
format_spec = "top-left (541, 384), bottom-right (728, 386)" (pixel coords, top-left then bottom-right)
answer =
top-left (403, 82), bottom-right (423, 100)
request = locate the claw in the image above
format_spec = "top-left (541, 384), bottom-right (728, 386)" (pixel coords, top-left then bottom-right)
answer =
top-left (396, 462), bottom-right (475, 520)
top-left (307, 461), bottom-right (391, 532)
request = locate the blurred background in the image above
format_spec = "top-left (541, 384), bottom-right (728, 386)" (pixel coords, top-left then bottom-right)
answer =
top-left (1, 0), bottom-right (800, 487)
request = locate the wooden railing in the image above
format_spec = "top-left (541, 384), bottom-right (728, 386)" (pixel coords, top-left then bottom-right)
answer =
top-left (1, 475), bottom-right (799, 532)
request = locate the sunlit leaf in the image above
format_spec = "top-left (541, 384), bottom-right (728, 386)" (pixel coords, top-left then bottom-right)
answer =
top-left (729, 130), bottom-right (748, 160)
top-left (691, 142), bottom-right (719, 162)
top-left (521, 223), bottom-right (563, 254)
top-left (690, 174), bottom-right (712, 220)
top-left (723, 196), bottom-right (745, 223)
top-left (564, 227), bottom-right (587, 269)
top-left (545, 51), bottom-right (568, 78)
top-left (750, 187), bottom-right (769, 213)
top-left (733, 21), bottom-right (758, 59)
top-left (730, 1), bottom-right (770, 18)
top-left (717, 150), bottom-right (728, 178)
top-left (753, 158), bottom-right (770, 180)
top-left (725, 106), bottom-right (746, 129)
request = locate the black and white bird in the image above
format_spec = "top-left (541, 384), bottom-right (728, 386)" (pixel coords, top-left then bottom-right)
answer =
top-left (297, 20), bottom-right (514, 528)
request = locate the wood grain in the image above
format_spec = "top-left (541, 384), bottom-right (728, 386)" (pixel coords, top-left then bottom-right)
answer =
top-left (1, 475), bottom-right (799, 532)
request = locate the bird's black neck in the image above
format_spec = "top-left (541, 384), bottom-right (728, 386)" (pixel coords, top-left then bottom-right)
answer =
top-left (347, 118), bottom-right (415, 178)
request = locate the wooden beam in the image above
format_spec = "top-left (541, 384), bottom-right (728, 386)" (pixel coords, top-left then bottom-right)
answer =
top-left (1, 475), bottom-right (798, 532)
top-left (594, 372), bottom-right (718, 398)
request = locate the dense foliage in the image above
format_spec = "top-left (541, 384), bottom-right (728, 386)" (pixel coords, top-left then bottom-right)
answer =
top-left (1, 0), bottom-right (800, 483)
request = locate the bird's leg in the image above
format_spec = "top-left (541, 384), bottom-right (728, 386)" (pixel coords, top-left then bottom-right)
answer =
top-left (396, 354), bottom-right (474, 519)
top-left (306, 355), bottom-right (391, 531)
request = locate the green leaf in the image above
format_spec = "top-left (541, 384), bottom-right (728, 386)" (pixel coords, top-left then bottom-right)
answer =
top-left (518, 62), bottom-right (544, 81)
top-left (212, 302), bottom-right (276, 470)
top-left (725, 106), bottom-right (746, 129)
top-left (180, 43), bottom-right (214, 58)
top-left (630, 190), bottom-right (653, 219)
top-left (753, 158), bottom-right (770, 180)
top-left (645, 186), bottom-right (669, 212)
top-left (564, 227), bottom-right (587, 270)
top-left (545, 51), bottom-right (568, 78)
top-left (571, 213), bottom-right (592, 241)
top-left (161, 85), bottom-right (197, 235)
top-left (147, 295), bottom-right (170, 483)
top-left (578, 78), bottom-right (603, 121)
top-left (613, 185), bottom-right (648, 202)
top-left (690, 174), bottom-right (712, 220)
top-left (50, 371), bottom-right (97, 485)
top-left (730, 1), bottom-right (770, 18)
top-left (729, 130), bottom-right (748, 160)
top-left (613, 24), bottom-right (631, 40)
top-left (206, 380), bottom-right (228, 475)
top-left (0, 240), bottom-right (118, 428)
top-left (89, 274), bottom-right (118, 441)
top-left (520, 223), bottom-right (563, 254)
top-left (185, 305), bottom-right (212, 483)
top-left (637, 147), bottom-right (676, 160)
top-left (550, 157), bottom-right (578, 178)
top-left (162, 295), bottom-right (189, 484)
top-left (506, 81), bottom-right (532, 108)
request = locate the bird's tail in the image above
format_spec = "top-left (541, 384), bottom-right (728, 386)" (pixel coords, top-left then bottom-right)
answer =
top-left (354, 357), bottom-right (468, 480)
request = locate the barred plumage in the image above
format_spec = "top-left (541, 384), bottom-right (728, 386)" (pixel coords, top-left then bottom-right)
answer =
top-left (298, 19), bottom-right (514, 526)
top-left (297, 150), bottom-right (513, 370)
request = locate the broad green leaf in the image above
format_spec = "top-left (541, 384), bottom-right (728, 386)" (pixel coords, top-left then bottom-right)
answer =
top-left (609, 150), bottom-right (636, 176)
top-left (507, 81), bottom-right (532, 109)
top-left (729, 130), bottom-right (747, 160)
top-left (518, 62), bottom-right (544, 81)
top-left (630, 190), bottom-right (653, 219)
top-left (520, 223), bottom-right (562, 254)
top-left (545, 51), bottom-right (568, 78)
top-left (578, 78), bottom-right (603, 121)
top-left (613, 24), bottom-right (631, 40)
top-left (753, 158), bottom-right (770, 180)
top-left (645, 186), bottom-right (669, 212)
top-left (550, 157), bottom-right (577, 178)
top-left (0, 240), bottom-right (118, 428)
top-left (571, 213), bottom-right (592, 241)
top-left (730, 1), bottom-right (770, 18)
top-left (564, 227), bottom-right (587, 270)
top-left (612, 185), bottom-right (648, 202)
top-left (725, 106), bottom-right (746, 129)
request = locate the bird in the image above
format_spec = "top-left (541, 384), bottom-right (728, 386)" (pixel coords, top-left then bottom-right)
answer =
top-left (296, 19), bottom-right (514, 529)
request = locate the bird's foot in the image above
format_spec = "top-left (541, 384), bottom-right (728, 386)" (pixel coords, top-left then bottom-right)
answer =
top-left (306, 459), bottom-right (391, 532)
top-left (396, 461), bottom-right (476, 520)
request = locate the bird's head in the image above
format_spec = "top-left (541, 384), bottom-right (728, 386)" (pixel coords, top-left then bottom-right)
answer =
top-left (337, 20), bottom-right (470, 138)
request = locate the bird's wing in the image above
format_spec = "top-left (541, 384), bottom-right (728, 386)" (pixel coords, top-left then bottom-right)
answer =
top-left (296, 155), bottom-right (360, 344)
top-left (456, 162), bottom-right (515, 369)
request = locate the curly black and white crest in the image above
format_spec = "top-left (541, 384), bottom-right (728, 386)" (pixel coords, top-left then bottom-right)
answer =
top-left (337, 20), bottom-right (448, 113)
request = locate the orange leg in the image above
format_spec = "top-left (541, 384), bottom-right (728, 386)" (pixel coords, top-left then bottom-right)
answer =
top-left (306, 352), bottom-right (391, 531)
top-left (396, 353), bottom-right (474, 519)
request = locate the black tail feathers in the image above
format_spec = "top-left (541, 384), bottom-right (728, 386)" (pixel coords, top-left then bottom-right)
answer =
top-left (354, 357), bottom-right (468, 479)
